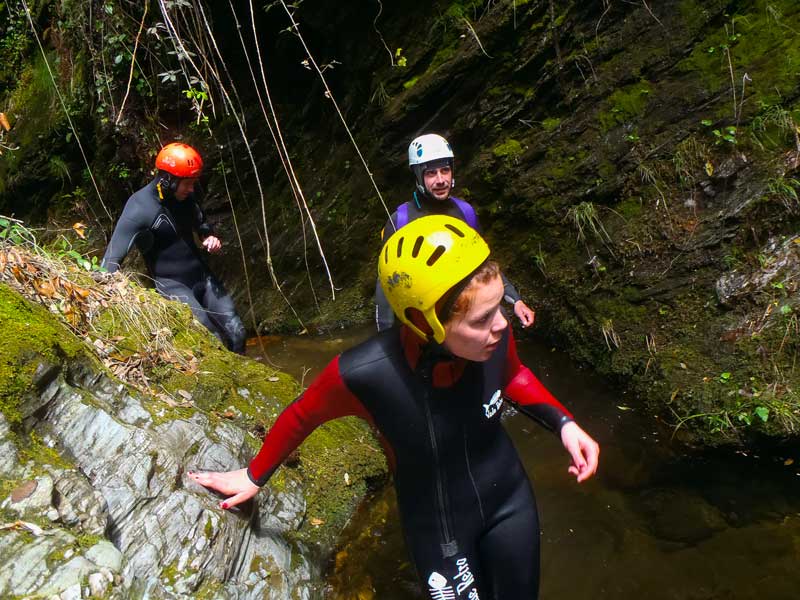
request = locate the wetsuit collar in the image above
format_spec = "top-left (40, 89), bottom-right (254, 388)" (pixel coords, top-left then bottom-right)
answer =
top-left (400, 326), bottom-right (466, 387)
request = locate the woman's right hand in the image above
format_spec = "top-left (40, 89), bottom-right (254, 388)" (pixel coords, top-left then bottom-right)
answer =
top-left (188, 468), bottom-right (261, 510)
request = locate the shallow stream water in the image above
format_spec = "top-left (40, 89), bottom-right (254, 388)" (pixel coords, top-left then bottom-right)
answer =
top-left (249, 325), bottom-right (800, 600)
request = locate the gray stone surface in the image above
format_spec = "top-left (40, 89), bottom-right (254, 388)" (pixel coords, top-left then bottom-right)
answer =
top-left (3, 361), bottom-right (321, 599)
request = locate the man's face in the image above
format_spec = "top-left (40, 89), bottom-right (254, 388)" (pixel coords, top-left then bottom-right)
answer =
top-left (423, 165), bottom-right (452, 201)
top-left (174, 177), bottom-right (198, 201)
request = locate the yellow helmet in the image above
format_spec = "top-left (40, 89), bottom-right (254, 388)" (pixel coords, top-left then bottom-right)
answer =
top-left (378, 215), bottom-right (490, 343)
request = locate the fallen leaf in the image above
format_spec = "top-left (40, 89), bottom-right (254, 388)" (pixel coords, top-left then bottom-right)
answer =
top-left (704, 161), bottom-right (714, 176)
top-left (33, 279), bottom-right (56, 298)
top-left (0, 520), bottom-right (46, 536)
top-left (785, 458), bottom-right (794, 466)
top-left (268, 376), bottom-right (279, 382)
top-left (0, 112), bottom-right (10, 132)
top-left (310, 518), bottom-right (324, 527)
top-left (616, 405), bottom-right (633, 411)
top-left (176, 389), bottom-right (192, 401)
top-left (344, 472), bottom-right (351, 486)
top-left (72, 222), bottom-right (87, 239)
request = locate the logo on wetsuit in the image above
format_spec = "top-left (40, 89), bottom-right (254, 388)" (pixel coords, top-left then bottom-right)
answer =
top-left (427, 572), bottom-right (455, 600)
top-left (483, 389), bottom-right (503, 419)
top-left (427, 559), bottom-right (480, 599)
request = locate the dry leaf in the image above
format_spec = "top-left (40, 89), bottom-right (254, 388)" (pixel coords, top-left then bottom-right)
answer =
top-left (33, 279), bottom-right (56, 298)
top-left (344, 473), bottom-right (351, 486)
top-left (72, 222), bottom-right (87, 239)
top-left (176, 389), bottom-right (192, 401)
top-left (785, 458), bottom-right (794, 466)
top-left (309, 518), bottom-right (324, 527)
top-left (0, 113), bottom-right (10, 132)
top-left (268, 376), bottom-right (279, 382)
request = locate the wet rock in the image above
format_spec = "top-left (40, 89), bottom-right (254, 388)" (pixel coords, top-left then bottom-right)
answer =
top-left (4, 475), bottom-right (54, 517)
top-left (0, 528), bottom-right (123, 598)
top-left (0, 415), bottom-right (18, 476)
top-left (28, 370), bottom-right (318, 599)
top-left (637, 487), bottom-right (728, 544)
top-left (716, 234), bottom-right (800, 307)
top-left (52, 470), bottom-right (109, 536)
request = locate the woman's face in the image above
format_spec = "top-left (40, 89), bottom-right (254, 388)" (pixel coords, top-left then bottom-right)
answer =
top-left (443, 275), bottom-right (507, 362)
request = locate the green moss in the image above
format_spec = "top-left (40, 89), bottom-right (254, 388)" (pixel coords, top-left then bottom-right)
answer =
top-left (616, 197), bottom-right (644, 219)
top-left (403, 76), bottom-right (420, 90)
top-left (492, 139), bottom-right (524, 160)
top-left (541, 117), bottom-right (561, 132)
top-left (0, 283), bottom-right (88, 425)
top-left (597, 80), bottom-right (653, 132)
top-left (292, 416), bottom-right (387, 544)
top-left (678, 2), bottom-right (800, 107)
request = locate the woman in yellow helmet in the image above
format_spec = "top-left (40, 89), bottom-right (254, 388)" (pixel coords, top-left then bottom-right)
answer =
top-left (190, 215), bottom-right (599, 599)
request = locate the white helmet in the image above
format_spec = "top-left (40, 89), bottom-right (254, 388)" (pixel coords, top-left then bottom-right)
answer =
top-left (408, 133), bottom-right (455, 198)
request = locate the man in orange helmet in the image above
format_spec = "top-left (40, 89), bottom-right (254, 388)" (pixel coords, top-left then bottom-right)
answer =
top-left (102, 142), bottom-right (245, 354)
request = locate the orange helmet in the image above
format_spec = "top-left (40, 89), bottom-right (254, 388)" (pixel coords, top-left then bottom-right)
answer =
top-left (155, 143), bottom-right (203, 178)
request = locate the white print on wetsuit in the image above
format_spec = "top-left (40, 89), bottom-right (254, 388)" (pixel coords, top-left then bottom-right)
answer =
top-left (483, 389), bottom-right (503, 419)
top-left (454, 557), bottom-right (478, 597)
top-left (152, 213), bottom-right (177, 234)
top-left (427, 571), bottom-right (456, 600)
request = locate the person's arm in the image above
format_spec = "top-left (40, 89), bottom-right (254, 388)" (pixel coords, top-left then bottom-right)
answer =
top-left (100, 201), bottom-right (146, 273)
top-left (193, 200), bottom-right (221, 253)
top-left (503, 330), bottom-right (599, 482)
top-left (247, 356), bottom-right (369, 485)
top-left (375, 212), bottom-right (399, 331)
top-left (502, 329), bottom-right (573, 432)
top-left (190, 356), bottom-right (371, 507)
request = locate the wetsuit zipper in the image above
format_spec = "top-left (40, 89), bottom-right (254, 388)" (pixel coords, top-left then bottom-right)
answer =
top-left (463, 427), bottom-right (486, 526)
top-left (419, 368), bottom-right (459, 559)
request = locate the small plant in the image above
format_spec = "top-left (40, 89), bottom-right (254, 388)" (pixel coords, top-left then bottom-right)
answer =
top-left (766, 176), bottom-right (800, 212)
top-left (712, 125), bottom-right (738, 145)
top-left (532, 244), bottom-right (547, 278)
top-left (565, 201), bottom-right (611, 245)
top-left (601, 318), bottom-right (620, 350)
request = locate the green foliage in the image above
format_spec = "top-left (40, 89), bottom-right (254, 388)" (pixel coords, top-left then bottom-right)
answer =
top-left (0, 1), bottom-right (31, 88)
top-left (765, 175), bottom-right (800, 212)
top-left (565, 201), bottom-right (611, 244)
top-left (750, 101), bottom-right (800, 149)
top-left (679, 2), bottom-right (800, 107)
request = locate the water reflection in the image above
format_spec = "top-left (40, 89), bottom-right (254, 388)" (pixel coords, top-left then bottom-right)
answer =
top-left (250, 327), bottom-right (800, 600)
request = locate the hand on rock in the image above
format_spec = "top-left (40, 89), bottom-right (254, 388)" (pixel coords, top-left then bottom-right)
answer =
top-left (188, 468), bottom-right (260, 510)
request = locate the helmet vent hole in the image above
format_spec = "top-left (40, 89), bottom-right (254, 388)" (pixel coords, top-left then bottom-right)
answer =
top-left (412, 236), bottom-right (424, 258)
top-left (384, 246), bottom-right (388, 263)
top-left (396, 237), bottom-right (404, 257)
top-left (445, 224), bottom-right (465, 237)
top-left (427, 245), bottom-right (446, 266)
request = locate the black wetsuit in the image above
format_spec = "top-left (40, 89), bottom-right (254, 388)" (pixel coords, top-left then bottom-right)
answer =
top-left (247, 325), bottom-right (573, 599)
top-left (375, 194), bottom-right (522, 331)
top-left (101, 179), bottom-right (245, 353)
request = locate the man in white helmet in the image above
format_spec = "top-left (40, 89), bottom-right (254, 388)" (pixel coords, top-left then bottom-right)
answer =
top-left (375, 133), bottom-right (536, 331)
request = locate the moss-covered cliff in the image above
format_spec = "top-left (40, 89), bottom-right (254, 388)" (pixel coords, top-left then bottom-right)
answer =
top-left (1, 0), bottom-right (798, 445)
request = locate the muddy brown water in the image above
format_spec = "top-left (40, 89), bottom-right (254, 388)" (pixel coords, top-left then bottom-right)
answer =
top-left (249, 325), bottom-right (800, 600)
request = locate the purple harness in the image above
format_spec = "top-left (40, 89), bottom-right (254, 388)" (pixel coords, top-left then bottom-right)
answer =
top-left (396, 197), bottom-right (477, 229)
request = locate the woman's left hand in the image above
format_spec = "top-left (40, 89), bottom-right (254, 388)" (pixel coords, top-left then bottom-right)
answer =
top-left (559, 422), bottom-right (600, 483)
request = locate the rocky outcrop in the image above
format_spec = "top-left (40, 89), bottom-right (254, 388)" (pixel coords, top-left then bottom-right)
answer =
top-left (0, 284), bottom-right (385, 598)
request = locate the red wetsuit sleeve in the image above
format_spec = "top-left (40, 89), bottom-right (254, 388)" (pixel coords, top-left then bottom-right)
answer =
top-left (247, 355), bottom-right (371, 486)
top-left (503, 329), bottom-right (574, 432)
